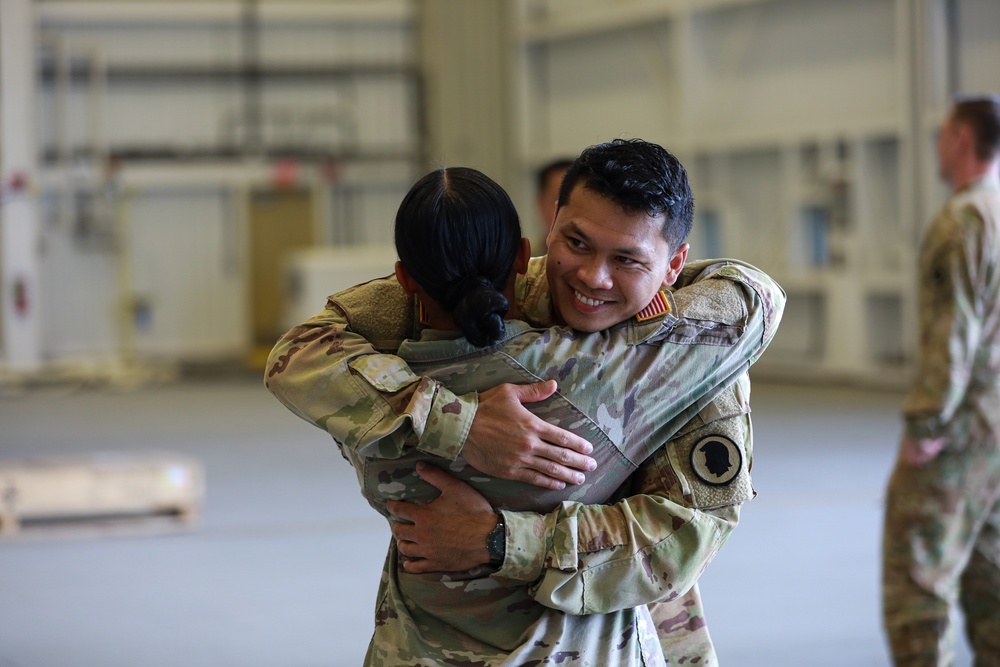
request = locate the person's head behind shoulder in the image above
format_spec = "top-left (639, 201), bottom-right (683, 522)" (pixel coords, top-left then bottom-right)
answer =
top-left (545, 138), bottom-right (694, 333)
top-left (938, 94), bottom-right (1000, 189)
top-left (393, 166), bottom-right (530, 348)
top-left (535, 158), bottom-right (573, 234)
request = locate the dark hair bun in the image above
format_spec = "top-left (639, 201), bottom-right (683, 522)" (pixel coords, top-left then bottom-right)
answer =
top-left (452, 282), bottom-right (509, 347)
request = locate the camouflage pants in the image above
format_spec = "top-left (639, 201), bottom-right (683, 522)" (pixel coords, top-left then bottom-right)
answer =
top-left (882, 442), bottom-right (1000, 667)
top-left (648, 583), bottom-right (718, 665)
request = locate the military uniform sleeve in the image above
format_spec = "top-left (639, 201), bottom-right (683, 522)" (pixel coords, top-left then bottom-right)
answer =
top-left (487, 260), bottom-right (780, 614)
top-left (903, 206), bottom-right (988, 440)
top-left (496, 378), bottom-right (754, 615)
top-left (265, 258), bottom-right (562, 460)
top-left (667, 258), bottom-right (784, 365)
top-left (264, 279), bottom-right (476, 461)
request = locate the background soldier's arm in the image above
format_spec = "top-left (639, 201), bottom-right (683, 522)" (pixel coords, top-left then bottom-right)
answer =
top-left (903, 208), bottom-right (988, 440)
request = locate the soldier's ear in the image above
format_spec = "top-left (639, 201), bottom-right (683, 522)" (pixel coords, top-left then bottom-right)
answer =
top-left (395, 261), bottom-right (419, 296)
top-left (515, 237), bottom-right (531, 274)
top-left (662, 243), bottom-right (689, 287)
top-left (956, 122), bottom-right (977, 159)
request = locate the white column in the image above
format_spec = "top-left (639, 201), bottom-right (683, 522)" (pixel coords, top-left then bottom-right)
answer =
top-left (418, 0), bottom-right (519, 193)
top-left (1, 0), bottom-right (42, 371)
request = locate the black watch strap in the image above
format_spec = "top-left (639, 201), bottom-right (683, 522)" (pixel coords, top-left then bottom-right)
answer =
top-left (486, 512), bottom-right (506, 568)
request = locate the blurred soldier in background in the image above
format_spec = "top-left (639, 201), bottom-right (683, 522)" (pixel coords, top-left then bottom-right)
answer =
top-left (883, 94), bottom-right (1000, 666)
top-left (534, 157), bottom-right (572, 249)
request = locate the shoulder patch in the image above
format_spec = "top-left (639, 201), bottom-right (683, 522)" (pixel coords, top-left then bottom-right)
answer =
top-left (671, 278), bottom-right (747, 326)
top-left (328, 276), bottom-right (416, 352)
top-left (667, 412), bottom-right (754, 509)
top-left (689, 435), bottom-right (742, 486)
top-left (634, 290), bottom-right (671, 322)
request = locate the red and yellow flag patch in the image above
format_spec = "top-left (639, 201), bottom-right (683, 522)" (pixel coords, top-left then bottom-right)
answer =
top-left (635, 290), bottom-right (671, 323)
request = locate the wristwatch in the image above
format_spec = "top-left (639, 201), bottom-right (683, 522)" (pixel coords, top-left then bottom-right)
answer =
top-left (486, 512), bottom-right (506, 568)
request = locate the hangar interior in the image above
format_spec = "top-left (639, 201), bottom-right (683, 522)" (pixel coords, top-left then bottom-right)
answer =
top-left (0, 0), bottom-right (998, 665)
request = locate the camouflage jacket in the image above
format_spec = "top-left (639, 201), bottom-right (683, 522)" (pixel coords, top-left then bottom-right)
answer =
top-left (904, 175), bottom-right (1000, 447)
top-left (266, 258), bottom-right (785, 665)
top-left (266, 257), bottom-right (781, 462)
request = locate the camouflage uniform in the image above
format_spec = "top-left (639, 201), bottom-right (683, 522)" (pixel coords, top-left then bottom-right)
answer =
top-left (267, 259), bottom-right (785, 666)
top-left (883, 175), bottom-right (1000, 666)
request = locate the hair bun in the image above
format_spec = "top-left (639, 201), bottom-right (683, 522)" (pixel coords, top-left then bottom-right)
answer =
top-left (451, 282), bottom-right (509, 347)
top-left (445, 275), bottom-right (492, 310)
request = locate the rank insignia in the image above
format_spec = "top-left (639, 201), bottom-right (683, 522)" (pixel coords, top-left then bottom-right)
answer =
top-left (635, 290), bottom-right (671, 322)
top-left (690, 434), bottom-right (742, 486)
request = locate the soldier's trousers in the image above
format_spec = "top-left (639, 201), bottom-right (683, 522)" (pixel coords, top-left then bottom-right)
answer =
top-left (882, 443), bottom-right (1000, 667)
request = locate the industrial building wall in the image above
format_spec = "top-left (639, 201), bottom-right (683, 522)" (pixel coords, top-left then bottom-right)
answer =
top-left (3, 5), bottom-right (1000, 665)
top-left (2, 0), bottom-right (1000, 383)
top-left (3, 0), bottom-right (423, 370)
top-left (511, 0), bottom-right (1000, 386)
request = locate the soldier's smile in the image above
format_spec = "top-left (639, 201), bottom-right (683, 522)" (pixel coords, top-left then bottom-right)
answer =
top-left (574, 289), bottom-right (610, 309)
top-left (545, 185), bottom-right (684, 333)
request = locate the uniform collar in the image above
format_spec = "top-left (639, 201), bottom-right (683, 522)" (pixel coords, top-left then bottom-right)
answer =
top-left (398, 320), bottom-right (537, 362)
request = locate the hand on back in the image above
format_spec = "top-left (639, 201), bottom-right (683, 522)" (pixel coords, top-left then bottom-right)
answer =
top-left (464, 380), bottom-right (596, 490)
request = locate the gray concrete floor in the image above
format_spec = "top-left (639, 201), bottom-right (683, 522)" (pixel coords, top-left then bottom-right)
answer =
top-left (0, 376), bottom-right (974, 666)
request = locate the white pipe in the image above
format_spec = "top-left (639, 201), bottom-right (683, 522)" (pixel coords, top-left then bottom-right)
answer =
top-left (0, 0), bottom-right (43, 371)
top-left (114, 187), bottom-right (137, 366)
top-left (56, 35), bottom-right (74, 233)
top-left (37, 1), bottom-right (414, 26)
top-left (87, 42), bottom-right (107, 167)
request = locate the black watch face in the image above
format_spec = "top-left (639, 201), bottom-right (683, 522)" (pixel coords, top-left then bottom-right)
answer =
top-left (488, 522), bottom-right (505, 564)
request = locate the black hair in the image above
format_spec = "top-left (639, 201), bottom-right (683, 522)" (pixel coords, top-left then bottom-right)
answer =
top-left (952, 94), bottom-right (1000, 162)
top-left (557, 138), bottom-right (694, 251)
top-left (394, 167), bottom-right (522, 347)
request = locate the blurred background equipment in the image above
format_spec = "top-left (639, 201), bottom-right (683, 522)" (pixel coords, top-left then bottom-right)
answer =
top-left (0, 452), bottom-right (203, 536)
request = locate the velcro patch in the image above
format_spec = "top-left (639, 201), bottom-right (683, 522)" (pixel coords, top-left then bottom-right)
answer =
top-left (328, 276), bottom-right (416, 352)
top-left (690, 435), bottom-right (742, 486)
top-left (668, 413), bottom-right (754, 509)
top-left (635, 290), bottom-right (671, 322)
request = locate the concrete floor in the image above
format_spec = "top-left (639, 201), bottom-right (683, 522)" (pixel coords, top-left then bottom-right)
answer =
top-left (0, 375), bottom-right (974, 667)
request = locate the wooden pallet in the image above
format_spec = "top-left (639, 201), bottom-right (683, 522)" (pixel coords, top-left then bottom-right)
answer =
top-left (0, 452), bottom-right (203, 536)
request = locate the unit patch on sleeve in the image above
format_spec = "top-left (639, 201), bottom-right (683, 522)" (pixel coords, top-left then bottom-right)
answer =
top-left (689, 434), bottom-right (742, 487)
top-left (667, 410), bottom-right (754, 509)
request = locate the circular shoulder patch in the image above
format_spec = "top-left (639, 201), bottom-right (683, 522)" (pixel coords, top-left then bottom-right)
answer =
top-left (689, 434), bottom-right (742, 486)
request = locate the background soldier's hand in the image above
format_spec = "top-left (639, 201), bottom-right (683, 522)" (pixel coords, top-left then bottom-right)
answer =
top-left (900, 436), bottom-right (946, 466)
top-left (388, 462), bottom-right (497, 573)
top-left (463, 380), bottom-right (596, 490)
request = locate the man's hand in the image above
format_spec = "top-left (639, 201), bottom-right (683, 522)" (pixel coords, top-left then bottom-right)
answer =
top-left (388, 462), bottom-right (498, 574)
top-left (464, 380), bottom-right (596, 490)
top-left (900, 436), bottom-right (946, 467)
